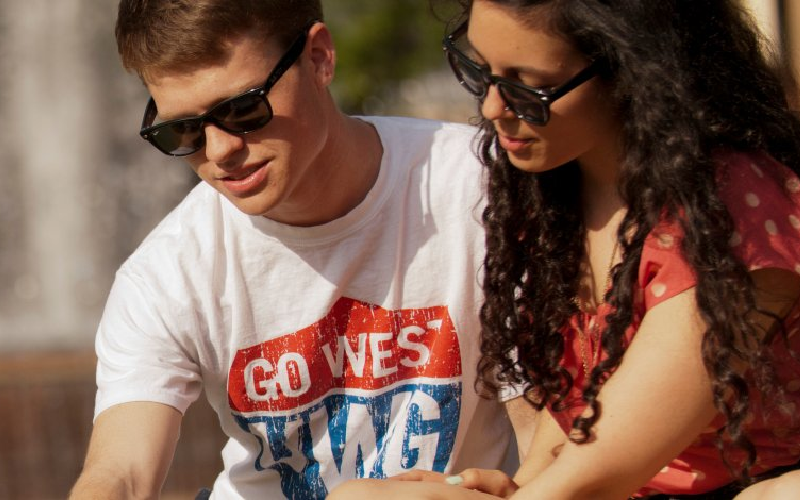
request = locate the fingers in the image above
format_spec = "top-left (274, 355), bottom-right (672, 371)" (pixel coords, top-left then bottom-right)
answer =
top-left (387, 468), bottom-right (519, 498)
top-left (454, 468), bottom-right (519, 497)
top-left (390, 470), bottom-right (449, 482)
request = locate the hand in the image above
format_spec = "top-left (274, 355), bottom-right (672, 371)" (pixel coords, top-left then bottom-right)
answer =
top-left (391, 468), bottom-right (519, 498)
top-left (390, 470), bottom-right (449, 483)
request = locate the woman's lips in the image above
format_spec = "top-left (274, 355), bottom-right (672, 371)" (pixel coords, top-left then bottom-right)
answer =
top-left (220, 162), bottom-right (269, 196)
top-left (498, 134), bottom-right (535, 153)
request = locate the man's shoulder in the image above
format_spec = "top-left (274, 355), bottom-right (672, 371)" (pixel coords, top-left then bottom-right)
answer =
top-left (121, 183), bottom-right (234, 271)
top-left (364, 115), bottom-right (477, 137)
top-left (364, 116), bottom-right (482, 171)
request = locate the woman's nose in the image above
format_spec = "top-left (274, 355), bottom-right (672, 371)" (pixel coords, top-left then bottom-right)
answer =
top-left (480, 84), bottom-right (515, 121)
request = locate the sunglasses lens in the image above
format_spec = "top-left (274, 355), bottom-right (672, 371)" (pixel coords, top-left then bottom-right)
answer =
top-left (498, 83), bottom-right (548, 124)
top-left (213, 93), bottom-right (272, 133)
top-left (448, 51), bottom-right (486, 98)
top-left (143, 93), bottom-right (272, 156)
top-left (149, 120), bottom-right (205, 156)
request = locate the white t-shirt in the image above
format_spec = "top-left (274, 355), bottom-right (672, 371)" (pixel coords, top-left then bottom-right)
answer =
top-left (95, 116), bottom-right (513, 499)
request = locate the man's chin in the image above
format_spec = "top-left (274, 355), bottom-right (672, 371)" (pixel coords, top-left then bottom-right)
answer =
top-left (223, 193), bottom-right (277, 218)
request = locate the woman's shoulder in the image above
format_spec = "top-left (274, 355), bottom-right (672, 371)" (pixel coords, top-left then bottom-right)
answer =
top-left (712, 150), bottom-right (800, 261)
top-left (713, 149), bottom-right (800, 199)
top-left (637, 149), bottom-right (800, 309)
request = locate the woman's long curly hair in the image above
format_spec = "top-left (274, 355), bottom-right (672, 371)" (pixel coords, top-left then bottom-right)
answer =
top-left (463, 0), bottom-right (800, 482)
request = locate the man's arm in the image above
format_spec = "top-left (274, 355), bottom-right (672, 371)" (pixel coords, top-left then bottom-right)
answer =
top-left (512, 406), bottom-right (565, 486)
top-left (69, 402), bottom-right (182, 500)
top-left (504, 397), bottom-right (539, 467)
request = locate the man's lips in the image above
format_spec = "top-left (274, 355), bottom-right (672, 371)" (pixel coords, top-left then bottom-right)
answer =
top-left (219, 162), bottom-right (266, 181)
top-left (218, 161), bottom-right (269, 195)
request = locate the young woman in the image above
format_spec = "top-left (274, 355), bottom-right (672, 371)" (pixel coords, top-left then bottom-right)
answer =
top-left (330, 0), bottom-right (800, 498)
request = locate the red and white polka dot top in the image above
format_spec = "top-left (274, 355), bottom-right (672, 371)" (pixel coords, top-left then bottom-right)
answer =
top-left (549, 150), bottom-right (800, 496)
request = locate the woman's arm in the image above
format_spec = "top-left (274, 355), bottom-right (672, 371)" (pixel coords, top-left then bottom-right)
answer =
top-left (513, 408), bottom-right (566, 485)
top-left (735, 470), bottom-right (800, 500)
top-left (512, 287), bottom-right (718, 499)
top-left (510, 268), bottom-right (800, 500)
top-left (505, 397), bottom-right (540, 465)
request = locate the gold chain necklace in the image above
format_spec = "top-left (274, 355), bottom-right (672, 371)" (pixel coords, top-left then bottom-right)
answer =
top-left (575, 236), bottom-right (620, 382)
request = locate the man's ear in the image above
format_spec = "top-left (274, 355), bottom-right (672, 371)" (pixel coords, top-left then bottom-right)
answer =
top-left (306, 22), bottom-right (335, 87)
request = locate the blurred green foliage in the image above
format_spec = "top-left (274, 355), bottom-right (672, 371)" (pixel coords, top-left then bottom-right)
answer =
top-left (322, 0), bottom-right (462, 114)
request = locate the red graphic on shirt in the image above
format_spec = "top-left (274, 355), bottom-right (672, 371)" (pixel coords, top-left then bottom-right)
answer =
top-left (228, 297), bottom-right (462, 413)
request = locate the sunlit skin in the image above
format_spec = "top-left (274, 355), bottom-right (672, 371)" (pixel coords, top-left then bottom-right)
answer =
top-left (145, 25), bottom-right (380, 226)
top-left (468, 0), bottom-right (622, 189)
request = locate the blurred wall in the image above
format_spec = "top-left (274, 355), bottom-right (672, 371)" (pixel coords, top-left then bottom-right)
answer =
top-left (0, 0), bottom-right (196, 352)
top-left (0, 0), bottom-right (472, 354)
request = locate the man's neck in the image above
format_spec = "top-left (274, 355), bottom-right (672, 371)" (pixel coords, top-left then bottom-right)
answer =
top-left (263, 112), bottom-right (383, 227)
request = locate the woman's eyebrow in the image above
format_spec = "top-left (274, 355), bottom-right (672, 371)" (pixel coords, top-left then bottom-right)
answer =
top-left (464, 37), bottom-right (560, 80)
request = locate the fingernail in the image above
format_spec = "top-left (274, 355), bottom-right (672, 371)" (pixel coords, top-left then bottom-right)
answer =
top-left (445, 475), bottom-right (464, 486)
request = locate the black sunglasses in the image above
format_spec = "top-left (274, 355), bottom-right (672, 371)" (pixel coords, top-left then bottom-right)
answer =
top-left (443, 21), bottom-right (599, 126)
top-left (140, 22), bottom-right (316, 156)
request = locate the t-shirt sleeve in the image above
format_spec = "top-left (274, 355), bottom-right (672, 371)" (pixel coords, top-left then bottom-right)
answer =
top-left (94, 269), bottom-right (203, 420)
top-left (638, 151), bottom-right (800, 312)
top-left (495, 348), bottom-right (528, 402)
top-left (639, 226), bottom-right (696, 311)
top-left (718, 151), bottom-right (800, 273)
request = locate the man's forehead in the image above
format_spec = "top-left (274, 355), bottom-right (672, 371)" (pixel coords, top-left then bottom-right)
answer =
top-left (144, 37), bottom-right (275, 119)
top-left (140, 32), bottom-right (280, 83)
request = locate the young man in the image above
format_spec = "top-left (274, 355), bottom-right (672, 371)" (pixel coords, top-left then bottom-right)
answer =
top-left (69, 1), bottom-right (516, 499)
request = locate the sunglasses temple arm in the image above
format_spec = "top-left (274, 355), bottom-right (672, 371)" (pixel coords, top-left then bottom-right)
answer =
top-left (546, 62), bottom-right (600, 101)
top-left (140, 98), bottom-right (158, 134)
top-left (263, 21), bottom-right (316, 92)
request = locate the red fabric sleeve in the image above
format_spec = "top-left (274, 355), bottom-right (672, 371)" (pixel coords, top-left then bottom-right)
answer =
top-left (638, 150), bottom-right (800, 313)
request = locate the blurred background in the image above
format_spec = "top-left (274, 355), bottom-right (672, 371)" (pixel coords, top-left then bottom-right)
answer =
top-left (0, 0), bottom-right (794, 498)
